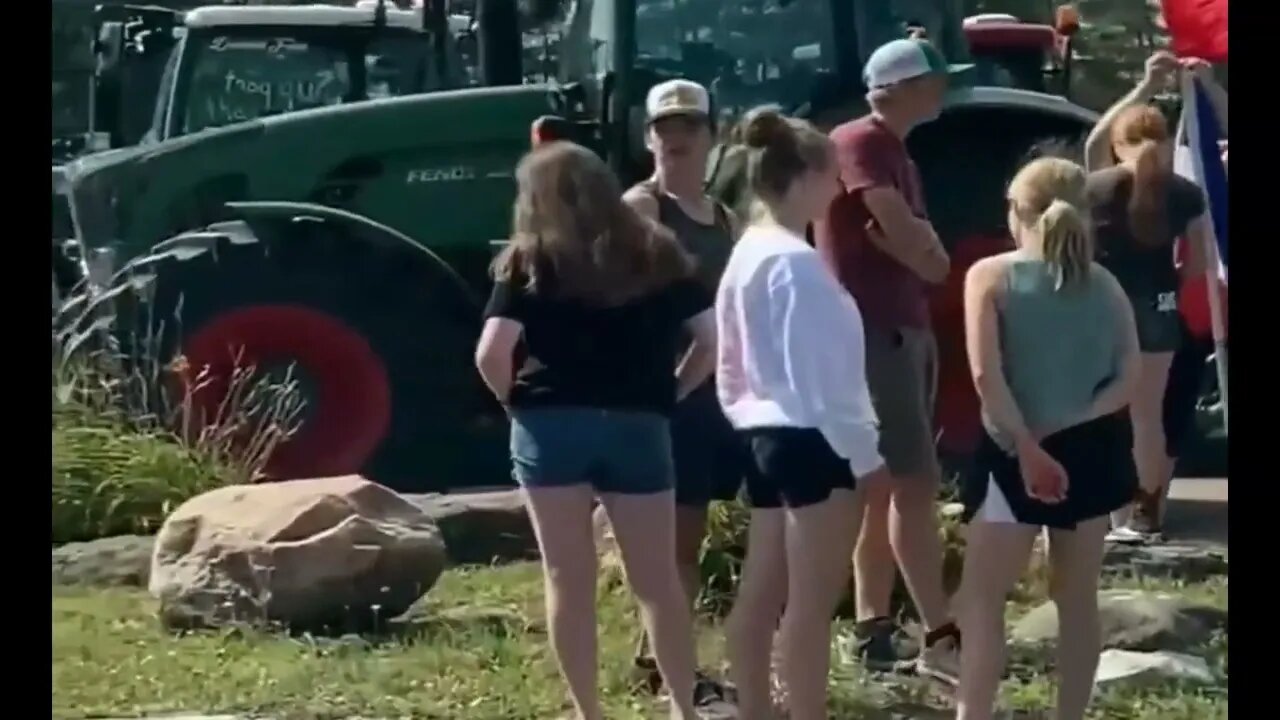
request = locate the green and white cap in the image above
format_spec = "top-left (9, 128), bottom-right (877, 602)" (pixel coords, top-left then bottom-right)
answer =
top-left (863, 39), bottom-right (973, 89)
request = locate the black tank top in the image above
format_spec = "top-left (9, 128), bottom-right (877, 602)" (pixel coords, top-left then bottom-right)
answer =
top-left (636, 180), bottom-right (735, 292)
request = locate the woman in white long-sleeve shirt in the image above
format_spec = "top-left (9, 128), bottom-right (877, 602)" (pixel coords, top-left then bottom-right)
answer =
top-left (716, 106), bottom-right (890, 720)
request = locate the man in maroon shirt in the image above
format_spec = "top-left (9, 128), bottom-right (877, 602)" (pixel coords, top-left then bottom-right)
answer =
top-left (815, 38), bottom-right (969, 684)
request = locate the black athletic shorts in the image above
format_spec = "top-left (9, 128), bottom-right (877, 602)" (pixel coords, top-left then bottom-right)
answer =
top-left (961, 412), bottom-right (1137, 530)
top-left (740, 427), bottom-right (855, 509)
top-left (671, 382), bottom-right (746, 507)
top-left (1130, 290), bottom-right (1184, 354)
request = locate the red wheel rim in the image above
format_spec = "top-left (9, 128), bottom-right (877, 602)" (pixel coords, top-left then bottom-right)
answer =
top-left (179, 304), bottom-right (391, 479)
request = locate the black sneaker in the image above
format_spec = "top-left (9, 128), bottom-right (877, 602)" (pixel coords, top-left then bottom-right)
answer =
top-left (846, 617), bottom-right (916, 672)
top-left (630, 656), bottom-right (663, 695)
top-left (915, 622), bottom-right (962, 687)
top-left (632, 656), bottom-right (728, 708)
top-left (693, 672), bottom-right (728, 706)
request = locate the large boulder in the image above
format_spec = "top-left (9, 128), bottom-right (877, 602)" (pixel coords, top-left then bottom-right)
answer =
top-left (1012, 590), bottom-right (1227, 653)
top-left (149, 475), bottom-right (447, 633)
top-left (1102, 542), bottom-right (1228, 583)
top-left (53, 535), bottom-right (155, 587)
top-left (408, 489), bottom-right (537, 565)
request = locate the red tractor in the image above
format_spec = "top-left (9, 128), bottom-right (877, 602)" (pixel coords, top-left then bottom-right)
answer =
top-left (927, 6), bottom-right (1086, 461)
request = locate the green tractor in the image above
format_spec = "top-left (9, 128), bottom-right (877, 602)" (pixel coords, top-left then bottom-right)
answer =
top-left (54, 1), bottom-right (477, 155)
top-left (53, 0), bottom-right (474, 294)
top-left (57, 0), bottom-right (1099, 493)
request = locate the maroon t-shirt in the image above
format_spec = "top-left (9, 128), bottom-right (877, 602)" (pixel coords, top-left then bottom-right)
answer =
top-left (814, 115), bottom-right (932, 330)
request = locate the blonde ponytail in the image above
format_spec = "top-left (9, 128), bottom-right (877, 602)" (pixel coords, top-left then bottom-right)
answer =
top-left (1008, 156), bottom-right (1093, 291)
top-left (1037, 198), bottom-right (1091, 290)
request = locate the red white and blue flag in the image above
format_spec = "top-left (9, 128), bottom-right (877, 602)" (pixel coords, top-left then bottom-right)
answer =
top-left (1162, 0), bottom-right (1229, 431)
top-left (1174, 77), bottom-right (1228, 282)
top-left (1174, 72), bottom-right (1229, 432)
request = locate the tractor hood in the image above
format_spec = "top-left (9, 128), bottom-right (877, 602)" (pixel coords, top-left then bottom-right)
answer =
top-left (61, 84), bottom-right (558, 251)
top-left (806, 84), bottom-right (1098, 141)
top-left (942, 86), bottom-right (1098, 125)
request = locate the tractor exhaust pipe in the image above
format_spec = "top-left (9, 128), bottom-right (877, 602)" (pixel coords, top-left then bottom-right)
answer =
top-left (477, 0), bottom-right (522, 86)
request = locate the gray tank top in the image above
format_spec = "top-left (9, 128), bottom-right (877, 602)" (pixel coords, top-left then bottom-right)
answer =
top-left (985, 258), bottom-right (1123, 447)
top-left (639, 180), bottom-right (734, 292)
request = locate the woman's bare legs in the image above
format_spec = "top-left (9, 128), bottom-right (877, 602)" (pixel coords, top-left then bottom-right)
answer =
top-left (726, 508), bottom-right (788, 720)
top-left (602, 490), bottom-right (699, 720)
top-left (1130, 352), bottom-right (1176, 511)
top-left (854, 473), bottom-right (953, 632)
top-left (778, 487), bottom-right (863, 720)
top-left (524, 485), bottom-right (603, 720)
top-left (674, 506), bottom-right (710, 612)
top-left (955, 521), bottom-right (1039, 720)
top-left (633, 505), bottom-right (709, 662)
top-left (1156, 453), bottom-right (1177, 525)
top-left (852, 480), bottom-right (896, 621)
top-left (1046, 516), bottom-right (1109, 720)
top-left (889, 473), bottom-right (954, 631)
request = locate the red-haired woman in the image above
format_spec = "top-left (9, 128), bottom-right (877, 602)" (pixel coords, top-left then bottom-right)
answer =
top-left (1083, 59), bottom-right (1214, 541)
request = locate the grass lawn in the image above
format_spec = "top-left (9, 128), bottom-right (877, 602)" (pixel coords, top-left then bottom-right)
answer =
top-left (53, 562), bottom-right (1227, 720)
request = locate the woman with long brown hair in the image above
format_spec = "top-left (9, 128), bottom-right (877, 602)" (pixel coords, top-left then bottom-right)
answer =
top-left (1085, 103), bottom-right (1212, 542)
top-left (957, 157), bottom-right (1141, 720)
top-left (474, 141), bottom-right (714, 720)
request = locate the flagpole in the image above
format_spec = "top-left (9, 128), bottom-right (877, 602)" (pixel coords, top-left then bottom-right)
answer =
top-left (1202, 236), bottom-right (1228, 434)
top-left (1179, 74), bottom-right (1229, 434)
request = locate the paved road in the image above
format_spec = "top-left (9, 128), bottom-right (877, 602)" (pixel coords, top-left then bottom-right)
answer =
top-left (1164, 476), bottom-right (1228, 546)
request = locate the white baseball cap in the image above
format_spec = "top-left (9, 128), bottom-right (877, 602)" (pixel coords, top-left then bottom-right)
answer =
top-left (645, 79), bottom-right (711, 123)
top-left (863, 39), bottom-right (974, 89)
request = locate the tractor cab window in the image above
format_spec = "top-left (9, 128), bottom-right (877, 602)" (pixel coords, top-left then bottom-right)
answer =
top-left (178, 28), bottom-right (432, 135)
top-left (364, 35), bottom-right (436, 97)
top-left (558, 0), bottom-right (838, 119)
top-left (558, 0), bottom-right (615, 79)
top-left (970, 50), bottom-right (1047, 93)
top-left (635, 0), bottom-right (837, 118)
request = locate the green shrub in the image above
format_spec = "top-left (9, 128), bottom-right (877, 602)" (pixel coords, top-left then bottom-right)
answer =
top-left (52, 300), bottom-right (304, 544)
top-left (52, 424), bottom-right (226, 543)
top-left (698, 498), bottom-right (749, 616)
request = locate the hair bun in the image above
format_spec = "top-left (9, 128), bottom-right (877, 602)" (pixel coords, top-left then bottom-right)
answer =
top-left (740, 106), bottom-right (793, 150)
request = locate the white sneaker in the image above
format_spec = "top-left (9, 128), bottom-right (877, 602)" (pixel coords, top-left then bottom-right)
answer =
top-left (915, 635), bottom-right (960, 686)
top-left (1105, 526), bottom-right (1148, 545)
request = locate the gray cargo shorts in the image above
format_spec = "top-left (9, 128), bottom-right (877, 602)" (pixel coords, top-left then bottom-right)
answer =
top-left (864, 326), bottom-right (942, 481)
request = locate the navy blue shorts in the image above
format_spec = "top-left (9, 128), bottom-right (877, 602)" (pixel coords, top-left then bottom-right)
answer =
top-left (671, 382), bottom-right (747, 507)
top-left (509, 406), bottom-right (675, 494)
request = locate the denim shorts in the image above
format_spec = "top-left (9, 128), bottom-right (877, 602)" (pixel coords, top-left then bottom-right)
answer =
top-left (509, 406), bottom-right (676, 494)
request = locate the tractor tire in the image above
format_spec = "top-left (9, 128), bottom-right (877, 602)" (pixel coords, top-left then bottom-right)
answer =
top-left (101, 220), bottom-right (505, 493)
